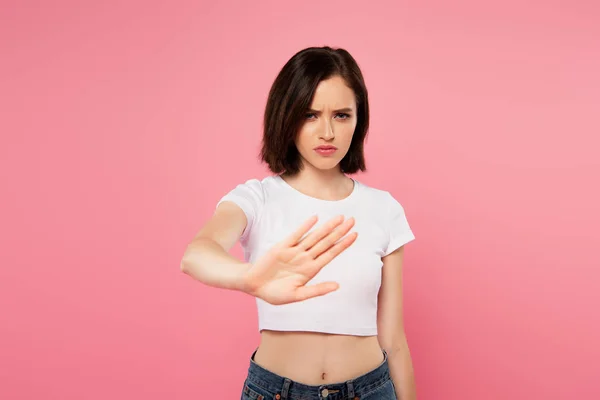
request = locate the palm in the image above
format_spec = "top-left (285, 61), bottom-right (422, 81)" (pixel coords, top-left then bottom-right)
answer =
top-left (242, 215), bottom-right (357, 305)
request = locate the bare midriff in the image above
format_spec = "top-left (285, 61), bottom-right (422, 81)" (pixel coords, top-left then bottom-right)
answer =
top-left (253, 330), bottom-right (384, 385)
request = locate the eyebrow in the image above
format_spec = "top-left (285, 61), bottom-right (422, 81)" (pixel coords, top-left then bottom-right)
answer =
top-left (307, 107), bottom-right (354, 113)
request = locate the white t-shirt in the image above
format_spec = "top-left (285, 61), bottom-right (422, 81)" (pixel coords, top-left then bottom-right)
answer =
top-left (216, 175), bottom-right (415, 336)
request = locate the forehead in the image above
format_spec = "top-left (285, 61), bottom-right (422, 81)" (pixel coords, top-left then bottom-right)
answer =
top-left (310, 76), bottom-right (356, 109)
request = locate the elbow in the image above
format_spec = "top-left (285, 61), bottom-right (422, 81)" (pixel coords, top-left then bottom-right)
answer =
top-left (378, 329), bottom-right (407, 354)
top-left (179, 238), bottom-right (210, 275)
top-left (179, 246), bottom-right (196, 275)
top-left (179, 257), bottom-right (189, 274)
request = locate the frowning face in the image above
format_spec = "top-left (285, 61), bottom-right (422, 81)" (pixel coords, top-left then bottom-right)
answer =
top-left (294, 75), bottom-right (358, 173)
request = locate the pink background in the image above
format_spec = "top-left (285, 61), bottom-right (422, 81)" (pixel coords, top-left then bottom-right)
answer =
top-left (1, 1), bottom-right (599, 399)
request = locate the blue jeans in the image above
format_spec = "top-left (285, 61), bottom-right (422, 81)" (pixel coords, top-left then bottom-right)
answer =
top-left (241, 349), bottom-right (397, 399)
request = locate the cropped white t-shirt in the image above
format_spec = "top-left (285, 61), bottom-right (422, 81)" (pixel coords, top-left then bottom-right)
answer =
top-left (216, 175), bottom-right (415, 336)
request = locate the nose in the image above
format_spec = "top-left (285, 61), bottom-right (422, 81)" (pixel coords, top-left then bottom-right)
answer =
top-left (319, 118), bottom-right (335, 140)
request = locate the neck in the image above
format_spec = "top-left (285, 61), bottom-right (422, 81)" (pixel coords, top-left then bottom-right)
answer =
top-left (281, 165), bottom-right (353, 201)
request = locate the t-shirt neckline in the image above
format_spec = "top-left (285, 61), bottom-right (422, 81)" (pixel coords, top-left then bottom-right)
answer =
top-left (274, 174), bottom-right (359, 203)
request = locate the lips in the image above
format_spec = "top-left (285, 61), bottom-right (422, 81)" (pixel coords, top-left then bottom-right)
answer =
top-left (314, 145), bottom-right (337, 150)
top-left (314, 145), bottom-right (338, 156)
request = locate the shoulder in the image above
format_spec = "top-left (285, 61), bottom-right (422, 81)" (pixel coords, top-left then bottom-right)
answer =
top-left (218, 175), bottom-right (284, 208)
top-left (355, 180), bottom-right (415, 254)
top-left (216, 176), bottom-right (280, 243)
top-left (222, 175), bottom-right (276, 195)
top-left (233, 177), bottom-right (266, 197)
top-left (354, 179), bottom-right (404, 210)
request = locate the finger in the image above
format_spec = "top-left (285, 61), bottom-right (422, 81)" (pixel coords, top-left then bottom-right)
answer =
top-left (296, 215), bottom-right (345, 250)
top-left (313, 231), bottom-right (358, 267)
top-left (294, 281), bottom-right (339, 302)
top-left (308, 217), bottom-right (355, 258)
top-left (281, 215), bottom-right (319, 247)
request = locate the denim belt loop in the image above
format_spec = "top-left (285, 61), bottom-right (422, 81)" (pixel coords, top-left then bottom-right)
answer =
top-left (346, 380), bottom-right (355, 398)
top-left (281, 378), bottom-right (291, 399)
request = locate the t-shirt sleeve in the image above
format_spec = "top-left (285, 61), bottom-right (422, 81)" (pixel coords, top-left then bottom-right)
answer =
top-left (383, 192), bottom-right (415, 257)
top-left (216, 178), bottom-right (264, 243)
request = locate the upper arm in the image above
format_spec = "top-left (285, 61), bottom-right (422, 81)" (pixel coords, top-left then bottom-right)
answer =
top-left (377, 191), bottom-right (415, 347)
top-left (383, 192), bottom-right (415, 257)
top-left (377, 246), bottom-right (406, 349)
top-left (189, 178), bottom-right (264, 252)
top-left (190, 201), bottom-right (248, 252)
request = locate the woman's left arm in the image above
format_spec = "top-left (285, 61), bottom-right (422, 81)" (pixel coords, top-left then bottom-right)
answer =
top-left (377, 246), bottom-right (417, 400)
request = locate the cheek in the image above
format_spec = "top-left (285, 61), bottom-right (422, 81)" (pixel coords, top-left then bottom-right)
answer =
top-left (340, 126), bottom-right (356, 146)
top-left (338, 118), bottom-right (356, 133)
top-left (295, 127), bottom-right (314, 149)
top-left (299, 124), bottom-right (318, 137)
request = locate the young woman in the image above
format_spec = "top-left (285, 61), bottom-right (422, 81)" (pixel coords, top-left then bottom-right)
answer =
top-left (181, 46), bottom-right (417, 400)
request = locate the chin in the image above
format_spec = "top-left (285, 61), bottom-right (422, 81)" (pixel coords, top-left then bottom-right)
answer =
top-left (299, 153), bottom-right (344, 172)
top-left (312, 161), bottom-right (342, 171)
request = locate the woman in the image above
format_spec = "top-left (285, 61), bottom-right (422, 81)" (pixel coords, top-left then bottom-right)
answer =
top-left (181, 46), bottom-right (417, 399)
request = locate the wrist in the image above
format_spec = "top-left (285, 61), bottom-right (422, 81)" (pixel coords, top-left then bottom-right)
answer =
top-left (234, 263), bottom-right (254, 294)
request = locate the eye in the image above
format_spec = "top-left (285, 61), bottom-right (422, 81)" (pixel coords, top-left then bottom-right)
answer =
top-left (305, 113), bottom-right (317, 119)
top-left (336, 113), bottom-right (351, 120)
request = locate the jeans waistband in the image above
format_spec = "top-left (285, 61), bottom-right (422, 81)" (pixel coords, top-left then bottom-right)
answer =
top-left (245, 348), bottom-right (391, 399)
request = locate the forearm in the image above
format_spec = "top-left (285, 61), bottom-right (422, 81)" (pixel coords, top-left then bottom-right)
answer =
top-left (180, 237), bottom-right (251, 292)
top-left (386, 336), bottom-right (417, 400)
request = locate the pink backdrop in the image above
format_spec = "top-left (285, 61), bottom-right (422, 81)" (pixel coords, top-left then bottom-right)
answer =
top-left (1, 1), bottom-right (598, 399)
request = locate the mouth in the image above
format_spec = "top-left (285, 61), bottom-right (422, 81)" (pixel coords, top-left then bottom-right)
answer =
top-left (314, 145), bottom-right (338, 156)
top-left (314, 146), bottom-right (337, 150)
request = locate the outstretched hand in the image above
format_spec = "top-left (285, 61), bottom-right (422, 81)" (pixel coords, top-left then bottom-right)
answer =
top-left (241, 215), bottom-right (357, 305)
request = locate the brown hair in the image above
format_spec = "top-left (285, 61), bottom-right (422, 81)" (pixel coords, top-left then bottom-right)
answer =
top-left (260, 46), bottom-right (370, 175)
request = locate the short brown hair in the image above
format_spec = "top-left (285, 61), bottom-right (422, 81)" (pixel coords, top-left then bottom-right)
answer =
top-left (260, 46), bottom-right (370, 175)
